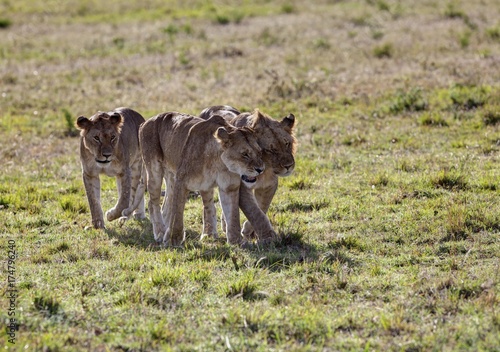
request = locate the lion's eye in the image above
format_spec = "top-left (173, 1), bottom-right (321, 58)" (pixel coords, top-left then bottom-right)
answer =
top-left (93, 136), bottom-right (100, 142)
top-left (242, 152), bottom-right (250, 160)
top-left (111, 135), bottom-right (116, 142)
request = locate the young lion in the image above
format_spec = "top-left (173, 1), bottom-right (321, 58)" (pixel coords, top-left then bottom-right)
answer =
top-left (139, 112), bottom-right (276, 246)
top-left (199, 106), bottom-right (296, 240)
top-left (76, 107), bottom-right (146, 229)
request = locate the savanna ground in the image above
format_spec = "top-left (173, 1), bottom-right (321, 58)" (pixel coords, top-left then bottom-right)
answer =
top-left (1, 0), bottom-right (499, 350)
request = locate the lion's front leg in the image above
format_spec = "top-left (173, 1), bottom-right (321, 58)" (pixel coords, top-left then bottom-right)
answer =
top-left (164, 180), bottom-right (188, 247)
top-left (200, 189), bottom-right (218, 240)
top-left (219, 186), bottom-right (243, 246)
top-left (242, 179), bottom-right (278, 240)
top-left (106, 169), bottom-right (131, 222)
top-left (239, 185), bottom-right (277, 244)
top-left (82, 172), bottom-right (105, 229)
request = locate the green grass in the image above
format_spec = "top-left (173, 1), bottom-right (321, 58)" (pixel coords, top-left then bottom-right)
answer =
top-left (1, 0), bottom-right (500, 350)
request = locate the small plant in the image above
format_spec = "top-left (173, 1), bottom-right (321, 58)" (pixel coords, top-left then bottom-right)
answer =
top-left (449, 85), bottom-right (488, 110)
top-left (341, 134), bottom-right (367, 146)
top-left (486, 26), bottom-right (500, 41)
top-left (419, 112), bottom-right (449, 127)
top-left (313, 38), bottom-right (330, 50)
top-left (163, 24), bottom-right (178, 40)
top-left (373, 42), bottom-right (393, 58)
top-left (482, 107), bottom-right (500, 126)
top-left (0, 18), bottom-right (12, 29)
top-left (370, 173), bottom-right (390, 187)
top-left (444, 203), bottom-right (468, 241)
top-left (62, 108), bottom-right (79, 137)
top-left (431, 170), bottom-right (467, 191)
top-left (287, 178), bottom-right (312, 190)
top-left (34, 294), bottom-right (61, 317)
top-left (444, 2), bottom-right (467, 20)
top-left (112, 37), bottom-right (125, 50)
top-left (149, 269), bottom-right (180, 287)
top-left (214, 13), bottom-right (230, 25)
top-left (389, 88), bottom-right (428, 114)
top-left (371, 30), bottom-right (384, 40)
top-left (282, 3), bottom-right (296, 14)
top-left (459, 31), bottom-right (471, 48)
top-left (224, 271), bottom-right (261, 301)
top-left (60, 194), bottom-right (87, 214)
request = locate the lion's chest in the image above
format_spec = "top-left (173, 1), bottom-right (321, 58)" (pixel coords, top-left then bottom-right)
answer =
top-left (95, 161), bottom-right (124, 177)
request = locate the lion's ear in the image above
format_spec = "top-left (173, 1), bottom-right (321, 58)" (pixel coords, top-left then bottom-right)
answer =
top-left (76, 116), bottom-right (92, 130)
top-left (281, 113), bottom-right (295, 132)
top-left (214, 127), bottom-right (231, 146)
top-left (249, 109), bottom-right (265, 129)
top-left (109, 112), bottom-right (123, 127)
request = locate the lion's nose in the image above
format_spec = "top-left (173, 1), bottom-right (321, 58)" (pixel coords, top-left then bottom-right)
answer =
top-left (283, 162), bottom-right (294, 170)
top-left (102, 152), bottom-right (112, 158)
top-left (255, 167), bottom-right (264, 174)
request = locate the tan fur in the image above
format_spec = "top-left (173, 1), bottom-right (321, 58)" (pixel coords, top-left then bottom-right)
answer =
top-left (200, 106), bottom-right (296, 241)
top-left (76, 107), bottom-right (146, 229)
top-left (139, 111), bottom-right (275, 246)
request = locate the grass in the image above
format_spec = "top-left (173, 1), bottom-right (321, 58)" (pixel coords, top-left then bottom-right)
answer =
top-left (1, 0), bottom-right (500, 351)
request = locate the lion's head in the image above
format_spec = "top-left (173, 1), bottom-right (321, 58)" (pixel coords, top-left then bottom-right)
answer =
top-left (214, 126), bottom-right (265, 188)
top-left (248, 110), bottom-right (296, 177)
top-left (76, 111), bottom-right (123, 165)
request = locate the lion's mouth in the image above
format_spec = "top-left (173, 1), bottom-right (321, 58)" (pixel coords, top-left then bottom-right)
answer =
top-left (241, 175), bottom-right (257, 183)
top-left (96, 159), bottom-right (111, 164)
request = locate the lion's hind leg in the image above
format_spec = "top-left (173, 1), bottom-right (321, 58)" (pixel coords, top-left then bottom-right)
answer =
top-left (118, 164), bottom-right (146, 226)
top-left (200, 189), bottom-right (219, 241)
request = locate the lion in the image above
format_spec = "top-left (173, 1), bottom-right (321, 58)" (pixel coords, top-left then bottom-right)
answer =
top-left (199, 106), bottom-right (296, 240)
top-left (76, 107), bottom-right (146, 229)
top-left (139, 111), bottom-right (277, 247)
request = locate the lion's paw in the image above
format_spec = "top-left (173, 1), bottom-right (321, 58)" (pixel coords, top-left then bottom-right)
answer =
top-left (118, 216), bottom-right (129, 227)
top-left (106, 208), bottom-right (122, 221)
top-left (241, 221), bottom-right (257, 241)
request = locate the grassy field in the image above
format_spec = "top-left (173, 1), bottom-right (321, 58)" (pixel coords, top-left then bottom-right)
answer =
top-left (1, 0), bottom-right (499, 350)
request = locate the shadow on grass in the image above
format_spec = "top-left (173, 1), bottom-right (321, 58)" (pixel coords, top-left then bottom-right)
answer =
top-left (104, 218), bottom-right (163, 251)
top-left (105, 218), bottom-right (320, 271)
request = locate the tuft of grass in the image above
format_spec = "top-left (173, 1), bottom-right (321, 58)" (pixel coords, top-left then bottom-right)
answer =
top-left (482, 107), bottom-right (500, 126)
top-left (444, 3), bottom-right (467, 19)
top-left (214, 13), bottom-right (230, 25)
top-left (34, 294), bottom-right (62, 317)
top-left (486, 26), bottom-right (500, 41)
top-left (341, 134), bottom-right (366, 146)
top-left (419, 112), bottom-right (449, 127)
top-left (286, 178), bottom-right (312, 190)
top-left (443, 202), bottom-right (468, 241)
top-left (389, 88), bottom-right (428, 114)
top-left (60, 194), bottom-right (87, 214)
top-left (223, 271), bottom-right (263, 301)
top-left (0, 18), bottom-right (12, 28)
top-left (431, 170), bottom-right (467, 191)
top-left (458, 30), bottom-right (471, 48)
top-left (449, 85), bottom-right (488, 110)
top-left (373, 42), bottom-right (393, 58)
top-left (62, 108), bottom-right (79, 136)
top-left (281, 3), bottom-right (295, 14)
top-left (369, 173), bottom-right (390, 187)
